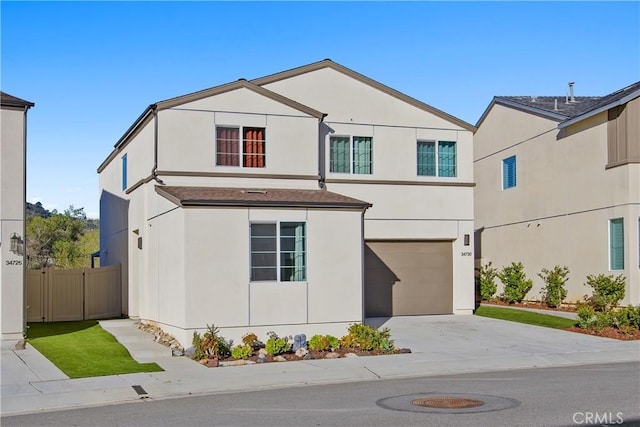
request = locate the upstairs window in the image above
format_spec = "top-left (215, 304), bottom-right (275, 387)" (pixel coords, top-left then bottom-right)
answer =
top-left (250, 222), bottom-right (306, 282)
top-left (330, 136), bottom-right (372, 174)
top-left (609, 218), bottom-right (624, 270)
top-left (417, 140), bottom-right (457, 177)
top-left (502, 155), bottom-right (517, 189)
top-left (121, 154), bottom-right (127, 191)
top-left (216, 126), bottom-right (265, 168)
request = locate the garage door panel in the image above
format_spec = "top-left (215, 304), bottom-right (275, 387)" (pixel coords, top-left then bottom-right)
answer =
top-left (365, 241), bottom-right (453, 316)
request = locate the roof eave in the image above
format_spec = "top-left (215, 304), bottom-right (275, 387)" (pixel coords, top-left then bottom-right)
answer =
top-left (558, 89), bottom-right (640, 129)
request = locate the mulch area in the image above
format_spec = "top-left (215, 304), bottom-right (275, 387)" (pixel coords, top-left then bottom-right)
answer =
top-left (223, 347), bottom-right (412, 364)
top-left (482, 299), bottom-right (640, 341)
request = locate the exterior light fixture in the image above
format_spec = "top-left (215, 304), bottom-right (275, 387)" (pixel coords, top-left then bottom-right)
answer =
top-left (10, 233), bottom-right (24, 256)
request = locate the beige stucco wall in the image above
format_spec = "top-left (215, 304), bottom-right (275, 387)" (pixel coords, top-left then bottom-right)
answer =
top-left (1, 106), bottom-right (27, 339)
top-left (474, 103), bottom-right (640, 305)
top-left (143, 205), bottom-right (364, 347)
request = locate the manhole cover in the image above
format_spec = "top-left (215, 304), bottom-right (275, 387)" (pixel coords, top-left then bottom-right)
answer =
top-left (377, 393), bottom-right (519, 414)
top-left (412, 397), bottom-right (484, 409)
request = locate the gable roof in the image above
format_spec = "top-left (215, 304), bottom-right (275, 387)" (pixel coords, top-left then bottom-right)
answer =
top-left (251, 59), bottom-right (476, 132)
top-left (156, 186), bottom-right (372, 209)
top-left (0, 91), bottom-right (34, 109)
top-left (476, 81), bottom-right (640, 129)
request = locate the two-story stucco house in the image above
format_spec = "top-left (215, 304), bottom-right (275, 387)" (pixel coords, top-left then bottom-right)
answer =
top-left (1, 92), bottom-right (34, 340)
top-left (474, 82), bottom-right (640, 306)
top-left (98, 60), bottom-right (476, 346)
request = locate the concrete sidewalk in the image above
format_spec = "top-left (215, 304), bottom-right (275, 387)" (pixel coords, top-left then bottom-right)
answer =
top-left (2, 315), bottom-right (638, 417)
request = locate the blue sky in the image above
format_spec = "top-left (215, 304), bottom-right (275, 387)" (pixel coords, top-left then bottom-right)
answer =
top-left (2, 1), bottom-right (639, 219)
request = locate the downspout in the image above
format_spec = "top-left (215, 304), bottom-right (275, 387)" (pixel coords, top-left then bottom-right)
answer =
top-left (318, 114), bottom-right (327, 189)
top-left (22, 104), bottom-right (29, 339)
top-left (151, 105), bottom-right (164, 185)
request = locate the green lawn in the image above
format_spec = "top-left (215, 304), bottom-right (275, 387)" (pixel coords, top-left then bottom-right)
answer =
top-left (475, 306), bottom-right (577, 329)
top-left (27, 321), bottom-right (163, 378)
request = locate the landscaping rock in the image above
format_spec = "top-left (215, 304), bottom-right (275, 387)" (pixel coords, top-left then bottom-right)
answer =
top-left (273, 355), bottom-right (287, 362)
top-left (172, 348), bottom-right (184, 357)
top-left (303, 353), bottom-right (314, 360)
top-left (345, 352), bottom-right (358, 358)
top-left (258, 348), bottom-right (268, 356)
top-left (295, 348), bottom-right (309, 358)
top-left (324, 352), bottom-right (340, 359)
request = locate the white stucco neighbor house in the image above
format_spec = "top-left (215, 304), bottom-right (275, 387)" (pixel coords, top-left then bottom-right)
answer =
top-left (474, 81), bottom-right (640, 306)
top-left (1, 92), bottom-right (34, 340)
top-left (97, 60), bottom-right (476, 347)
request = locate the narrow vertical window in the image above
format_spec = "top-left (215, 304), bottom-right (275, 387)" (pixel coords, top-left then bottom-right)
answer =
top-left (250, 223), bottom-right (277, 281)
top-left (438, 141), bottom-right (457, 177)
top-left (216, 127), bottom-right (240, 166)
top-left (502, 156), bottom-right (517, 189)
top-left (609, 218), bottom-right (624, 270)
top-left (353, 136), bottom-right (372, 174)
top-left (121, 154), bottom-right (127, 191)
top-left (417, 141), bottom-right (436, 176)
top-left (280, 222), bottom-right (306, 281)
top-left (330, 136), bottom-right (350, 173)
top-left (243, 127), bottom-right (266, 168)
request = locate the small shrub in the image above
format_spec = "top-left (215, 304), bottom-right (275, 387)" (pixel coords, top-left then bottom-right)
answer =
top-left (231, 344), bottom-right (253, 360)
top-left (538, 265), bottom-right (569, 308)
top-left (265, 332), bottom-right (291, 356)
top-left (585, 274), bottom-right (626, 312)
top-left (191, 324), bottom-right (232, 360)
top-left (308, 335), bottom-right (340, 351)
top-left (498, 262), bottom-right (533, 304)
top-left (340, 324), bottom-right (394, 352)
top-left (242, 333), bottom-right (259, 347)
top-left (576, 303), bottom-right (597, 329)
top-left (615, 306), bottom-right (640, 329)
top-left (479, 262), bottom-right (498, 301)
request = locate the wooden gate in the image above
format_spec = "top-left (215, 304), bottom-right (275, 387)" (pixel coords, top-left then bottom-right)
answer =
top-left (26, 265), bottom-right (121, 322)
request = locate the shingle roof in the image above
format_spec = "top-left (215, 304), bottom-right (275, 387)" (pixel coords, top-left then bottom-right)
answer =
top-left (156, 186), bottom-right (372, 209)
top-left (477, 81), bottom-right (640, 128)
top-left (0, 91), bottom-right (34, 108)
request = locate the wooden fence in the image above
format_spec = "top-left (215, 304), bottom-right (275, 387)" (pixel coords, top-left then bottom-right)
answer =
top-left (26, 264), bottom-right (121, 322)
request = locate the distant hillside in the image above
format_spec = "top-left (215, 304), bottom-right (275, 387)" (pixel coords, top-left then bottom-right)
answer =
top-left (26, 201), bottom-right (51, 219)
top-left (26, 201), bottom-right (99, 229)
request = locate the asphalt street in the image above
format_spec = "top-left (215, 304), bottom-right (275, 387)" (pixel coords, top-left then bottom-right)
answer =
top-left (3, 361), bottom-right (639, 427)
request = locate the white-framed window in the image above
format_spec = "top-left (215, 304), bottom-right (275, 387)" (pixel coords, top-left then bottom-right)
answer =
top-left (250, 222), bottom-right (306, 282)
top-left (216, 126), bottom-right (266, 168)
top-left (502, 155), bottom-right (517, 189)
top-left (329, 136), bottom-right (372, 174)
top-left (417, 140), bottom-right (457, 177)
top-left (609, 218), bottom-right (624, 270)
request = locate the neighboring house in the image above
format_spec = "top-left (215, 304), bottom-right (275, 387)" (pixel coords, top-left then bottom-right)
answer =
top-left (1, 92), bottom-right (34, 340)
top-left (474, 81), bottom-right (640, 306)
top-left (98, 60), bottom-right (476, 347)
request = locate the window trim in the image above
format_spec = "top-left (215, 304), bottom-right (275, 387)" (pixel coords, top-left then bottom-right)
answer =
top-left (609, 218), bottom-right (624, 271)
top-left (249, 221), bottom-right (307, 283)
top-left (329, 135), bottom-right (373, 175)
top-left (502, 155), bottom-right (517, 190)
top-left (215, 125), bottom-right (266, 168)
top-left (416, 140), bottom-right (457, 178)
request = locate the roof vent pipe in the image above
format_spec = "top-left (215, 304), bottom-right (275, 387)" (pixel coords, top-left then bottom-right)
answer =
top-left (569, 82), bottom-right (575, 102)
top-left (554, 99), bottom-right (558, 110)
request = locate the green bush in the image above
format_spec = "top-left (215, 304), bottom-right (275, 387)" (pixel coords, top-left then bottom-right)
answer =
top-left (308, 334), bottom-right (339, 351)
top-left (231, 344), bottom-right (253, 360)
top-left (340, 324), bottom-right (394, 352)
top-left (576, 303), bottom-right (597, 329)
top-left (615, 305), bottom-right (640, 329)
top-left (191, 324), bottom-right (232, 360)
top-left (498, 262), bottom-right (533, 304)
top-left (585, 274), bottom-right (626, 312)
top-left (538, 265), bottom-right (569, 308)
top-left (479, 262), bottom-right (498, 301)
top-left (265, 332), bottom-right (291, 356)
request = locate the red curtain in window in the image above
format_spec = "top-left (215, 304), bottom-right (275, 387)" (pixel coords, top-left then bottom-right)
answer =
top-left (217, 127), bottom-right (239, 166)
top-left (243, 128), bottom-right (265, 168)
